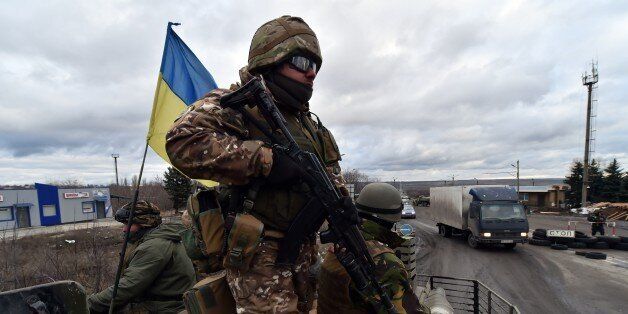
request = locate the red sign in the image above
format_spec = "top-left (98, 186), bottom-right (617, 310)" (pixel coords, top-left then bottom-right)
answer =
top-left (63, 192), bottom-right (90, 199)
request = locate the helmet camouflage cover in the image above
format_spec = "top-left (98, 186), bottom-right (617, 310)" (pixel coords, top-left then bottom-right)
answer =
top-left (356, 183), bottom-right (403, 223)
top-left (115, 200), bottom-right (162, 228)
top-left (248, 15), bottom-right (322, 74)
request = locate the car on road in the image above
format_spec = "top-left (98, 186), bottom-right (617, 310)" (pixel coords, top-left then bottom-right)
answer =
top-left (402, 203), bottom-right (416, 219)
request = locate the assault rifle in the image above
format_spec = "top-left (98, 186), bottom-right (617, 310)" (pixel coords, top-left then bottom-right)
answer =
top-left (220, 77), bottom-right (397, 313)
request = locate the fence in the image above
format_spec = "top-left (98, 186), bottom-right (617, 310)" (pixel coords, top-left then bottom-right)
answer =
top-left (567, 220), bottom-right (617, 236)
top-left (416, 274), bottom-right (519, 314)
top-left (394, 232), bottom-right (418, 281)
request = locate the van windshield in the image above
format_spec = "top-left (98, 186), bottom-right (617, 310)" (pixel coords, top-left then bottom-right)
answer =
top-left (481, 204), bottom-right (525, 220)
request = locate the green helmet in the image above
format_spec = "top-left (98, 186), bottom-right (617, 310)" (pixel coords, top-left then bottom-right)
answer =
top-left (248, 15), bottom-right (322, 75)
top-left (356, 183), bottom-right (403, 223)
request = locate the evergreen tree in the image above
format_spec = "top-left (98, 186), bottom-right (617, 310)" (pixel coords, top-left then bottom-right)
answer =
top-left (564, 161), bottom-right (583, 207)
top-left (623, 172), bottom-right (628, 201)
top-left (588, 159), bottom-right (604, 203)
top-left (602, 158), bottom-right (624, 202)
top-left (163, 167), bottom-right (192, 211)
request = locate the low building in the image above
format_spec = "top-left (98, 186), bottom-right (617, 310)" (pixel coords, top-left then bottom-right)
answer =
top-left (516, 185), bottom-right (569, 209)
top-left (0, 183), bottom-right (111, 230)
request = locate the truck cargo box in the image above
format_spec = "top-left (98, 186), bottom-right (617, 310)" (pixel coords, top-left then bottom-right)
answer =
top-left (430, 185), bottom-right (515, 230)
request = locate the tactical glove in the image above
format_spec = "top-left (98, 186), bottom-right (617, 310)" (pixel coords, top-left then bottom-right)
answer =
top-left (266, 148), bottom-right (305, 185)
top-left (337, 196), bottom-right (361, 224)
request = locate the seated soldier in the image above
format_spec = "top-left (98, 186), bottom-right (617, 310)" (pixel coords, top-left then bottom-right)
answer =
top-left (88, 201), bottom-right (196, 313)
top-left (318, 183), bottom-right (428, 314)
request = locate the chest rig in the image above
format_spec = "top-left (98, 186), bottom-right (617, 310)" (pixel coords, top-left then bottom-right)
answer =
top-left (224, 104), bottom-right (341, 232)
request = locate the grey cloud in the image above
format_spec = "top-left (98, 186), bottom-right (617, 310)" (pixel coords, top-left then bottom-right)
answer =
top-left (1, 0), bottom-right (627, 184)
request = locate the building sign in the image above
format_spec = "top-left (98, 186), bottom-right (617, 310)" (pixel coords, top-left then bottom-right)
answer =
top-left (63, 192), bottom-right (90, 199)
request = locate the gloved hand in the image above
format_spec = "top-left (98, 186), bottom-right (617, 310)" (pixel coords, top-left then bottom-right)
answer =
top-left (266, 148), bottom-right (305, 185)
top-left (337, 196), bottom-right (360, 224)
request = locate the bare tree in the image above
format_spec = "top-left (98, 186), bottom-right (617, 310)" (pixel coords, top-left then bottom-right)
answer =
top-left (343, 169), bottom-right (378, 193)
top-left (343, 169), bottom-right (373, 185)
top-left (45, 178), bottom-right (85, 188)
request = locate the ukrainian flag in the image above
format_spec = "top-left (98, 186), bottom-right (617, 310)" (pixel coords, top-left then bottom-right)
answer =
top-left (147, 22), bottom-right (218, 186)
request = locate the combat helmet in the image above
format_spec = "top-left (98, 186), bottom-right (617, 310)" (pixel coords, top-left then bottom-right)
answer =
top-left (248, 15), bottom-right (322, 75)
top-left (115, 200), bottom-right (162, 228)
top-left (356, 183), bottom-right (403, 224)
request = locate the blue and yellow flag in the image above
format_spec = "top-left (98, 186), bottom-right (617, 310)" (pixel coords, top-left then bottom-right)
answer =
top-left (147, 22), bottom-right (218, 186)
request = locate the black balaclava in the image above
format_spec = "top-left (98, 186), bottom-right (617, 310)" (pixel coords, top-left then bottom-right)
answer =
top-left (264, 69), bottom-right (313, 112)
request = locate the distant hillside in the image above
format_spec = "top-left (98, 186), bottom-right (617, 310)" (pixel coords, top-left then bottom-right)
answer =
top-left (387, 178), bottom-right (566, 196)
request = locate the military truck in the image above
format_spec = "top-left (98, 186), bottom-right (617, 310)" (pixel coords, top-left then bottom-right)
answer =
top-left (416, 196), bottom-right (430, 207)
top-left (430, 186), bottom-right (529, 249)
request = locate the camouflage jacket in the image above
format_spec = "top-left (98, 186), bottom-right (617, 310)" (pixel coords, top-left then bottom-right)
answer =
top-left (318, 220), bottom-right (424, 314)
top-left (166, 68), bottom-right (346, 231)
top-left (88, 223), bottom-right (196, 313)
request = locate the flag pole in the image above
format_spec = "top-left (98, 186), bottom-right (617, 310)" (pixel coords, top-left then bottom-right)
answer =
top-left (109, 140), bottom-right (150, 314)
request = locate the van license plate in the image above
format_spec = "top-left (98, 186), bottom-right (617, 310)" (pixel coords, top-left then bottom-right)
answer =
top-left (501, 240), bottom-right (514, 243)
top-left (547, 230), bottom-right (575, 238)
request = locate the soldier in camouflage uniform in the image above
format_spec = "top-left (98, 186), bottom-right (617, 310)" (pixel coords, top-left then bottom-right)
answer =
top-left (318, 183), bottom-right (427, 314)
top-left (166, 16), bottom-right (346, 313)
top-left (88, 201), bottom-right (196, 313)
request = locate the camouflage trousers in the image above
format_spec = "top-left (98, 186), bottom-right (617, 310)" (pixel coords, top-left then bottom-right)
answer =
top-left (226, 239), bottom-right (318, 313)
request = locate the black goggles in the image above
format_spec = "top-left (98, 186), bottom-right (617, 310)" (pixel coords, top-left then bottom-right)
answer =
top-left (287, 55), bottom-right (318, 73)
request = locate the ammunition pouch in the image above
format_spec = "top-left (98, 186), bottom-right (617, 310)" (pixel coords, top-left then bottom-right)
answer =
top-left (223, 213), bottom-right (264, 272)
top-left (183, 270), bottom-right (236, 314)
top-left (188, 189), bottom-right (226, 273)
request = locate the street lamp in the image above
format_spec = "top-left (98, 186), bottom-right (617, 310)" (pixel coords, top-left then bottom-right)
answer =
top-left (111, 154), bottom-right (120, 186)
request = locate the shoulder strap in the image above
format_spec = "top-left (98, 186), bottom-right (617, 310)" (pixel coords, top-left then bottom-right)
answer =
top-left (366, 240), bottom-right (394, 258)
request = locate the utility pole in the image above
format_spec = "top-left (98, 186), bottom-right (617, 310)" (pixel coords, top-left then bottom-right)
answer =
top-left (511, 160), bottom-right (520, 197)
top-left (111, 154), bottom-right (120, 186)
top-left (581, 62), bottom-right (599, 207)
top-left (516, 160), bottom-right (520, 196)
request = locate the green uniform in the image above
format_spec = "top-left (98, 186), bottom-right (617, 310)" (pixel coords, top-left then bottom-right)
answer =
top-left (319, 220), bottom-right (423, 314)
top-left (88, 223), bottom-right (196, 313)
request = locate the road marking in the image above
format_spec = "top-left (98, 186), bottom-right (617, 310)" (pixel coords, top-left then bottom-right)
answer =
top-left (607, 257), bottom-right (628, 269)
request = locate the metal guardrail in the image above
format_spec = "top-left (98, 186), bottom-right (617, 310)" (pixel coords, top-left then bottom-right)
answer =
top-left (417, 274), bottom-right (520, 314)
top-left (567, 220), bottom-right (618, 236)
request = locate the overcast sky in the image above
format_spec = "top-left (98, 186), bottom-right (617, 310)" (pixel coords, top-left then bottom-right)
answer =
top-left (1, 1), bottom-right (627, 185)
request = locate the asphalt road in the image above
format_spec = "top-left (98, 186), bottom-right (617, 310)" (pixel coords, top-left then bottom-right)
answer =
top-left (407, 207), bottom-right (628, 314)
